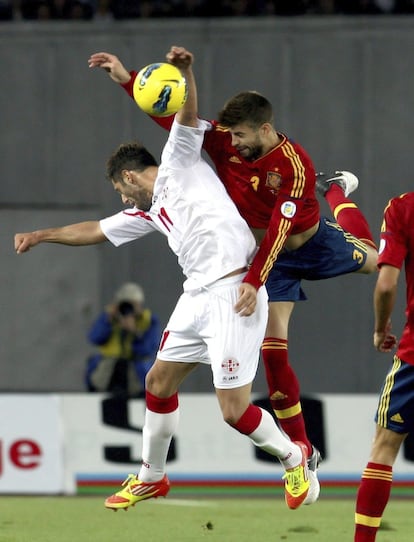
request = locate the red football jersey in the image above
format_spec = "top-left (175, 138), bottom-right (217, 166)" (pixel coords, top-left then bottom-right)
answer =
top-left (123, 73), bottom-right (319, 289)
top-left (378, 192), bottom-right (414, 365)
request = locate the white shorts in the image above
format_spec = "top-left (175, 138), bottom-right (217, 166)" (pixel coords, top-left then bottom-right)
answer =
top-left (157, 273), bottom-right (268, 389)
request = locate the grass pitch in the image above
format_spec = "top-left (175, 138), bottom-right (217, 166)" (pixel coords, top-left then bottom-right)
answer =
top-left (1, 496), bottom-right (413, 542)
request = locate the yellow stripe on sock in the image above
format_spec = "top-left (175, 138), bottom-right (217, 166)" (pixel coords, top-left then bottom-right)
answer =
top-left (262, 340), bottom-right (287, 350)
top-left (355, 513), bottom-right (382, 528)
top-left (362, 468), bottom-right (392, 482)
top-left (274, 402), bottom-right (302, 419)
top-left (333, 202), bottom-right (357, 220)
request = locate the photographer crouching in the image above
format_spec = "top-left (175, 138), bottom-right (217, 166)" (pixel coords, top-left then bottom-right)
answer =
top-left (85, 282), bottom-right (161, 397)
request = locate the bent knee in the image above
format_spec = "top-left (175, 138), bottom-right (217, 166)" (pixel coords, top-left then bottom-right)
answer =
top-left (145, 371), bottom-right (161, 394)
top-left (370, 427), bottom-right (406, 464)
top-left (223, 413), bottom-right (240, 427)
top-left (145, 368), bottom-right (174, 397)
top-left (221, 406), bottom-right (249, 427)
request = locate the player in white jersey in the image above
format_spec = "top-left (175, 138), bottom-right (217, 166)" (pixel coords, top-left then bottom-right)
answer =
top-left (100, 118), bottom-right (256, 295)
top-left (14, 46), bottom-right (310, 511)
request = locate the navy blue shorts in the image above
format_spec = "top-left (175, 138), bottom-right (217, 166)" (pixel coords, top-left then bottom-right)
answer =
top-left (375, 356), bottom-right (414, 434)
top-left (265, 217), bottom-right (368, 302)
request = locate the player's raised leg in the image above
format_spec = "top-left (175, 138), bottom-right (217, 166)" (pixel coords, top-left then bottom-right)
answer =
top-left (316, 170), bottom-right (377, 253)
top-left (216, 386), bottom-right (310, 510)
top-left (260, 300), bottom-right (321, 505)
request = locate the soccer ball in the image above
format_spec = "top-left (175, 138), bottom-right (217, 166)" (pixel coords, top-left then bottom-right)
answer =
top-left (133, 63), bottom-right (188, 117)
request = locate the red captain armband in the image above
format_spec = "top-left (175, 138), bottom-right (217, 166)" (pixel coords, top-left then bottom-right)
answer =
top-left (120, 70), bottom-right (137, 99)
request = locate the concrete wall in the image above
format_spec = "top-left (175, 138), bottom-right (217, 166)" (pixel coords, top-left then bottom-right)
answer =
top-left (2, 16), bottom-right (413, 393)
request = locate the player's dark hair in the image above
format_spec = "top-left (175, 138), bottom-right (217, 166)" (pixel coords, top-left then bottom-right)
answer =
top-left (106, 142), bottom-right (158, 182)
top-left (218, 91), bottom-right (273, 129)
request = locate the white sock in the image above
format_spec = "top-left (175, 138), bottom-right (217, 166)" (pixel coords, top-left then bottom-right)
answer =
top-left (138, 407), bottom-right (179, 482)
top-left (248, 408), bottom-right (302, 469)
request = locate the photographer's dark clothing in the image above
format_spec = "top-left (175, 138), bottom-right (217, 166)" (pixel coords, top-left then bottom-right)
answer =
top-left (85, 308), bottom-right (161, 395)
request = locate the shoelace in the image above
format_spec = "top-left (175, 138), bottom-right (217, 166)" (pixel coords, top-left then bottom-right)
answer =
top-left (282, 467), bottom-right (305, 494)
top-left (122, 474), bottom-right (138, 489)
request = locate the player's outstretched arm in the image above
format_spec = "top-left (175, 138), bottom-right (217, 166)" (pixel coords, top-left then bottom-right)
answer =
top-left (89, 50), bottom-right (176, 132)
top-left (88, 52), bottom-right (131, 85)
top-left (166, 46), bottom-right (197, 128)
top-left (15, 221), bottom-right (107, 254)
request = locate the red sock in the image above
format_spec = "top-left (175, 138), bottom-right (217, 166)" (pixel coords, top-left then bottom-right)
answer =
top-left (354, 462), bottom-right (392, 541)
top-left (325, 185), bottom-right (377, 249)
top-left (233, 404), bottom-right (262, 434)
top-left (261, 337), bottom-right (312, 455)
top-left (145, 390), bottom-right (178, 413)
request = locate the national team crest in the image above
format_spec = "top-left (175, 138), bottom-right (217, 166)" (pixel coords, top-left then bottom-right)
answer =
top-left (265, 171), bottom-right (282, 194)
top-left (221, 358), bottom-right (240, 374)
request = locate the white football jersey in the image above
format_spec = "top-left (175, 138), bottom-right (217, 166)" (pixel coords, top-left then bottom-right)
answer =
top-left (100, 119), bottom-right (257, 291)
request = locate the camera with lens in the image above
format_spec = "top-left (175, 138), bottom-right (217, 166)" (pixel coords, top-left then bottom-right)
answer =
top-left (118, 301), bottom-right (135, 316)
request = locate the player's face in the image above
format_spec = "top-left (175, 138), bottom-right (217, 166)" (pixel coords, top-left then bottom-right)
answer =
top-left (112, 176), bottom-right (153, 211)
top-left (227, 122), bottom-right (265, 161)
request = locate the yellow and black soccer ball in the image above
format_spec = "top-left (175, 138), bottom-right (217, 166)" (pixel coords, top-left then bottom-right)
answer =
top-left (133, 62), bottom-right (188, 117)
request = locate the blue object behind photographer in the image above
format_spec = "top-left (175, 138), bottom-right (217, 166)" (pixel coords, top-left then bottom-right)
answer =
top-left (85, 282), bottom-right (161, 396)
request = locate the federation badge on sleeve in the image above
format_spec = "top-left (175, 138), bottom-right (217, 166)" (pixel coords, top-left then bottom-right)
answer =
top-left (280, 201), bottom-right (297, 218)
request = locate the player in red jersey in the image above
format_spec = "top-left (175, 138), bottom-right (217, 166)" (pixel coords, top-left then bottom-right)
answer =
top-left (354, 192), bottom-right (414, 541)
top-left (88, 47), bottom-right (378, 504)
